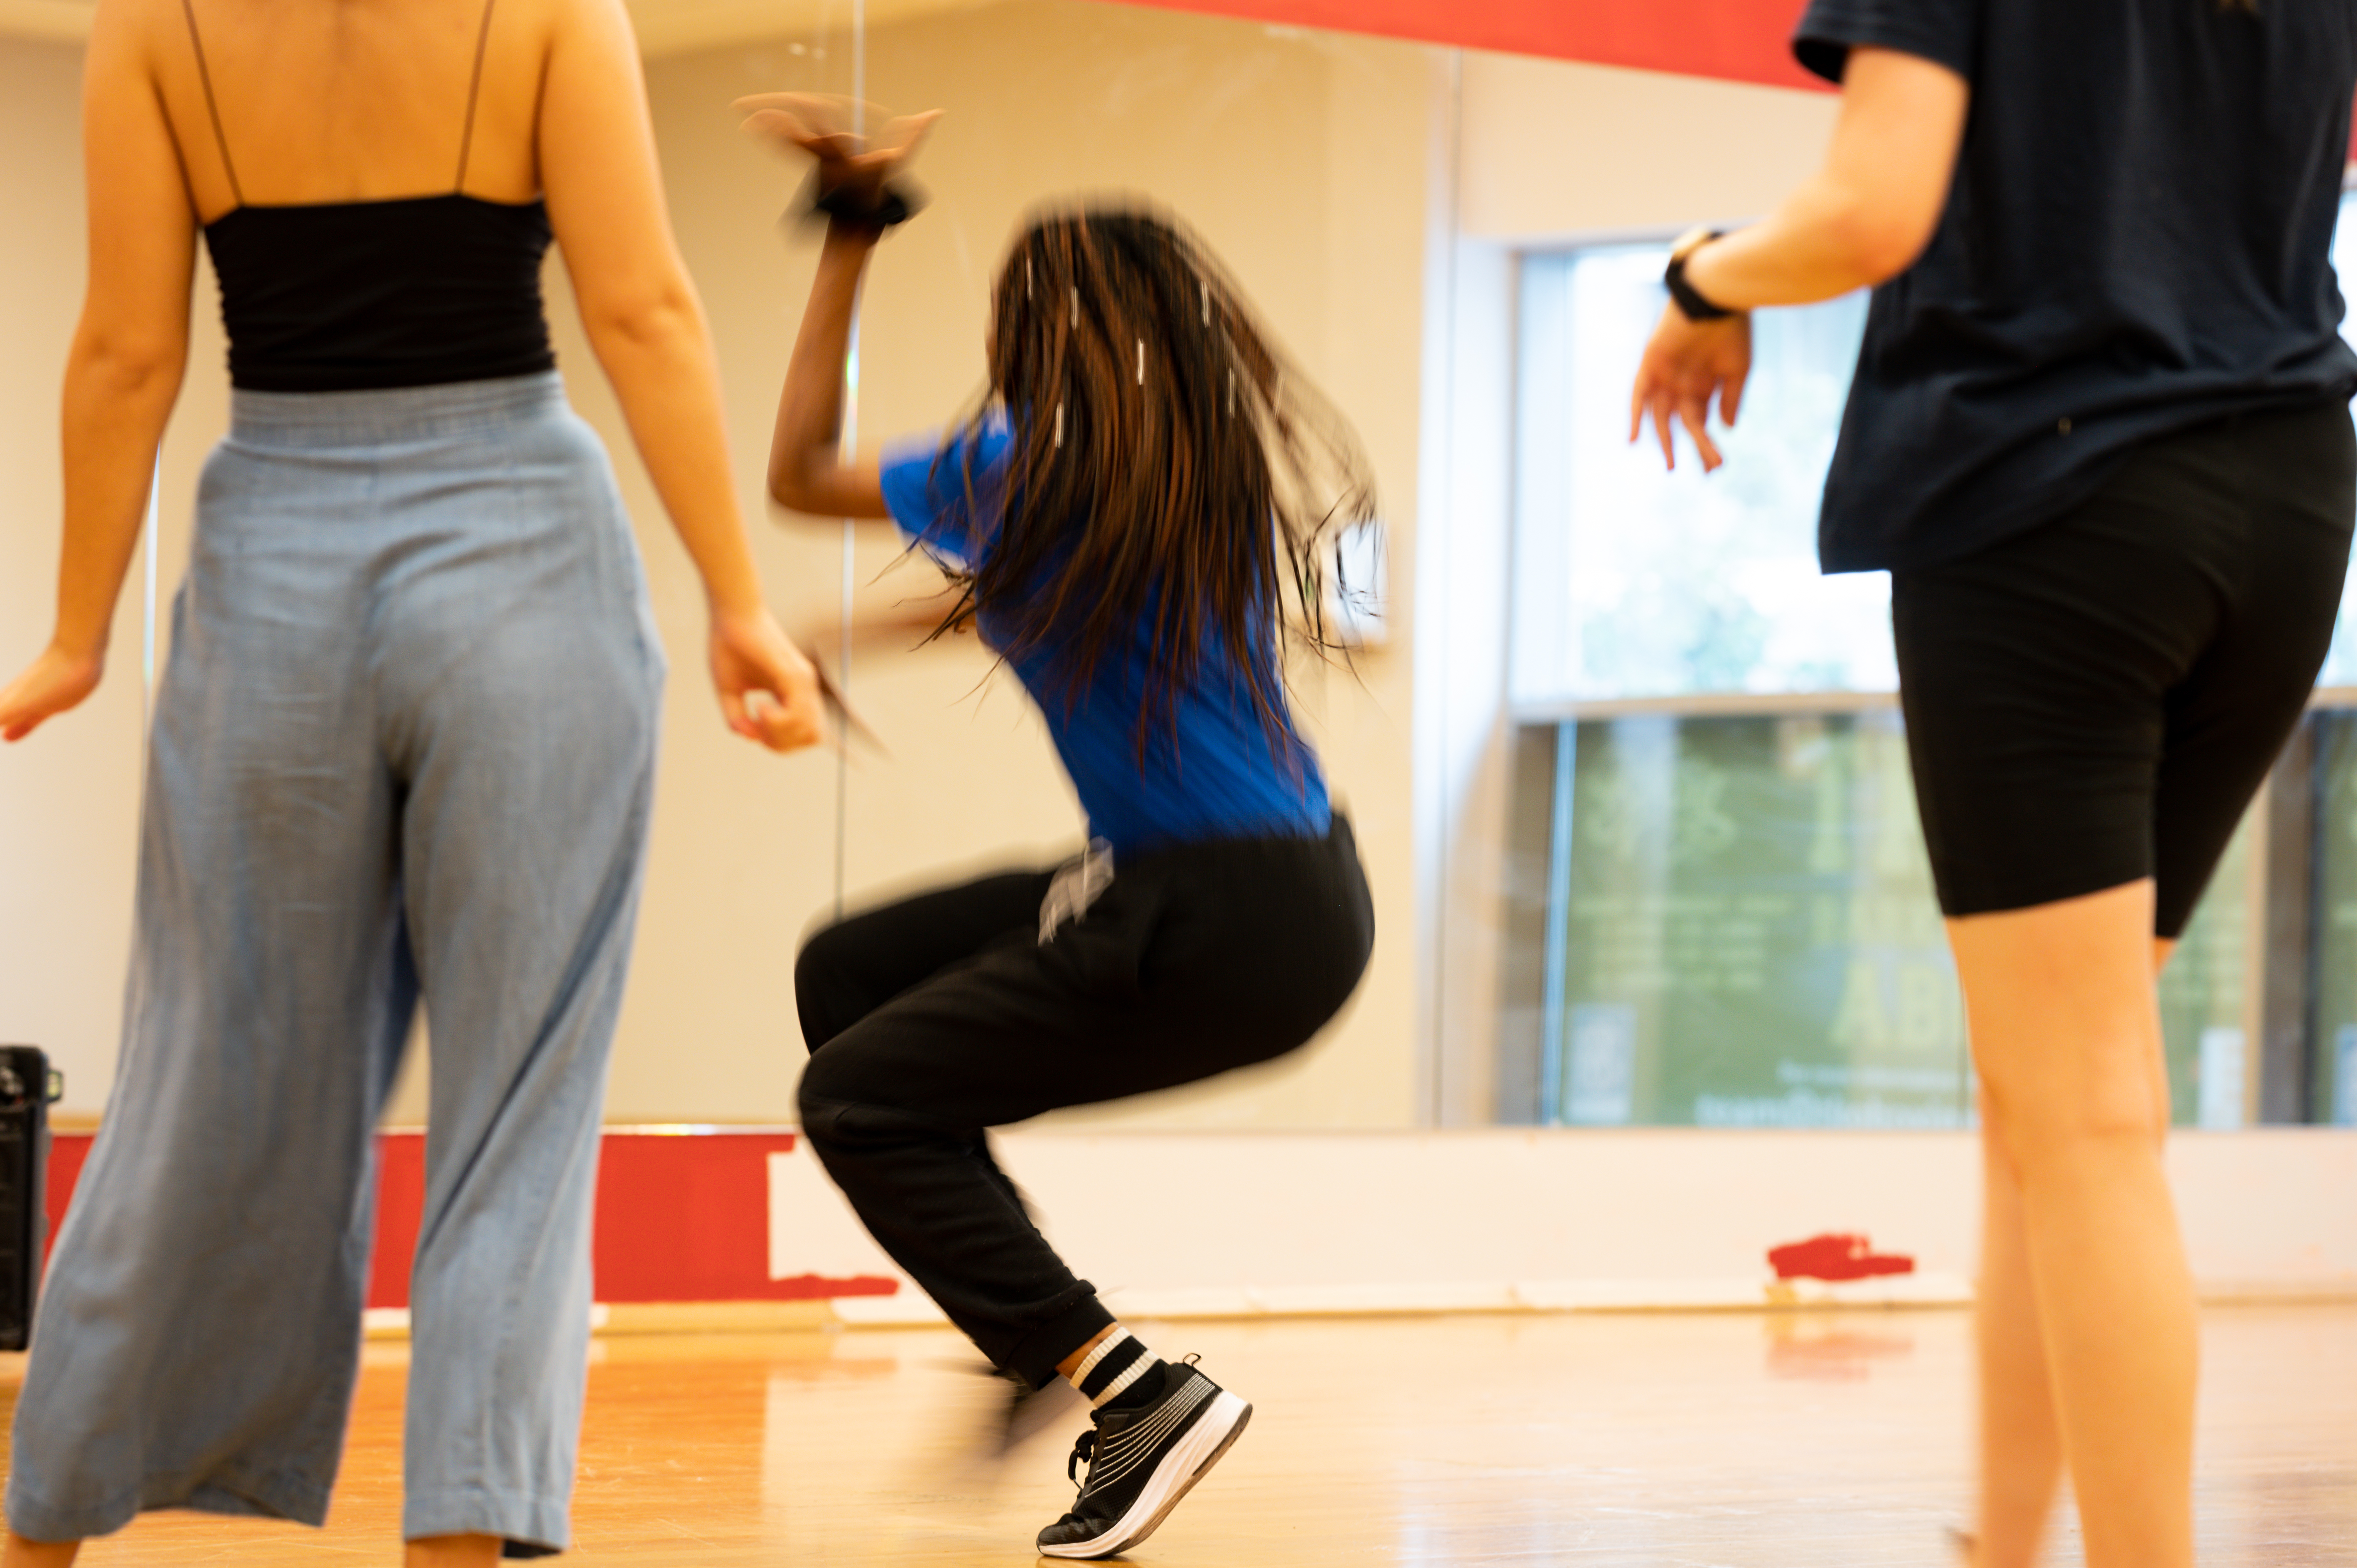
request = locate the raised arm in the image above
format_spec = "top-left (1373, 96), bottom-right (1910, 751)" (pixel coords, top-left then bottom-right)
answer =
top-left (537, 0), bottom-right (821, 751)
top-left (0, 0), bottom-right (194, 742)
top-left (1629, 46), bottom-right (1970, 471)
top-left (767, 222), bottom-right (892, 522)
top-left (738, 95), bottom-right (937, 524)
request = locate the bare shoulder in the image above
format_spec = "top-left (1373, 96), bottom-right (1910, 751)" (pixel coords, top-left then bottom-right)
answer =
top-left (79, 0), bottom-right (200, 145)
top-left (540, 0), bottom-right (638, 55)
top-left (82, 0), bottom-right (178, 76)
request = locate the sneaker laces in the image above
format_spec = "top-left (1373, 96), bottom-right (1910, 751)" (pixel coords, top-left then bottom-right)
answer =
top-left (1066, 1427), bottom-right (1097, 1485)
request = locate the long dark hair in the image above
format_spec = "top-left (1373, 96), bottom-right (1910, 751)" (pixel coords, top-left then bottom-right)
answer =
top-left (926, 203), bottom-right (1375, 762)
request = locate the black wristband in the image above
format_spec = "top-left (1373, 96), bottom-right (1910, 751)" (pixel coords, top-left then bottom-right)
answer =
top-left (785, 171), bottom-right (927, 235)
top-left (1664, 234), bottom-right (1736, 323)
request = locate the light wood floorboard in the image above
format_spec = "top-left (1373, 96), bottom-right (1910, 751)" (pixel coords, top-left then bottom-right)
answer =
top-left (2, 1305), bottom-right (2351, 1564)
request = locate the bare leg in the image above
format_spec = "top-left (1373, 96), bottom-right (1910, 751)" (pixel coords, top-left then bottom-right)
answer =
top-left (1972, 1100), bottom-right (2064, 1568)
top-left (1, 1534), bottom-right (77, 1568)
top-left (1949, 882), bottom-right (2195, 1568)
top-left (1968, 933), bottom-right (2178, 1568)
top-left (1056, 1325), bottom-right (1122, 1382)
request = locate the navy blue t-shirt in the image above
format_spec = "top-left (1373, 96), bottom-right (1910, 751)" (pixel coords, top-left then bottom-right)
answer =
top-left (1795, 0), bottom-right (2357, 573)
top-left (878, 416), bottom-right (1332, 858)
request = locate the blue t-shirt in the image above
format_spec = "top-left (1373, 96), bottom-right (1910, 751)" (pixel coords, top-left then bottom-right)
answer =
top-left (878, 417), bottom-right (1332, 858)
top-left (1795, 0), bottom-right (2357, 573)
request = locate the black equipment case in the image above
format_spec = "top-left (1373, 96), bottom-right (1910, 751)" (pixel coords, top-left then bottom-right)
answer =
top-left (0, 1047), bottom-right (60, 1351)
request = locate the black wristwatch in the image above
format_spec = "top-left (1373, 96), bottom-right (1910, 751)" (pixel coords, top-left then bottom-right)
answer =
top-left (1664, 226), bottom-right (1736, 323)
top-left (784, 171), bottom-right (927, 235)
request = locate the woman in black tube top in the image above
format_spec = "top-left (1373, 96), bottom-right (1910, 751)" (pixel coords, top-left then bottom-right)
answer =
top-left (0, 0), bottom-right (826, 1561)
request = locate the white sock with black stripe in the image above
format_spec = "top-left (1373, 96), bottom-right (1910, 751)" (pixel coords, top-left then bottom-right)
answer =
top-left (1067, 1328), bottom-right (1168, 1411)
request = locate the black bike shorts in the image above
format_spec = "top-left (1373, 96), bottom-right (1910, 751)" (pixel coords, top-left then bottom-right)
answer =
top-left (1891, 397), bottom-right (2356, 938)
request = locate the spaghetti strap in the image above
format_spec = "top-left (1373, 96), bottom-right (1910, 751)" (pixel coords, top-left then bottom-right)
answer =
top-left (177, 0), bottom-right (243, 209)
top-left (453, 0), bottom-right (499, 193)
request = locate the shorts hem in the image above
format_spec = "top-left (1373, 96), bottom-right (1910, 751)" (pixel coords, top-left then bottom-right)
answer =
top-left (1933, 870), bottom-right (2158, 927)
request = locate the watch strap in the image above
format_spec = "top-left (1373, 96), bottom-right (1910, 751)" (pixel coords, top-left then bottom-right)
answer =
top-left (1664, 233), bottom-right (1735, 323)
top-left (785, 171), bottom-right (927, 235)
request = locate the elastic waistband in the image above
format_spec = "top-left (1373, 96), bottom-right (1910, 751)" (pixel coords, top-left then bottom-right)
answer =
top-left (1117, 810), bottom-right (1353, 871)
top-left (228, 371), bottom-right (567, 447)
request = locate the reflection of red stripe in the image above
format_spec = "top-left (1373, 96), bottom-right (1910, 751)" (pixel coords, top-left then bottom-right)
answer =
top-left (1104, 0), bottom-right (1825, 91)
top-left (43, 1130), bottom-right (898, 1309)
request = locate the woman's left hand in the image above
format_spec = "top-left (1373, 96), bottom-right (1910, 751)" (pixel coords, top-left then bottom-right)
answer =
top-left (709, 606), bottom-right (826, 753)
top-left (0, 643), bottom-right (104, 743)
top-left (1629, 302), bottom-right (1752, 473)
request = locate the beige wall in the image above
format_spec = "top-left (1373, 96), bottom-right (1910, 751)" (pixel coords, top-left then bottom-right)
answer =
top-left (0, 16), bottom-right (1842, 1131)
top-left (0, 37), bottom-right (138, 1117)
top-left (1422, 53), bottom-right (1839, 1123)
top-left (1456, 53), bottom-right (1838, 242)
top-left (0, 39), bottom-right (232, 1117)
top-left (0, 6), bottom-right (1438, 1127)
top-left (590, 1), bottom-right (1436, 1128)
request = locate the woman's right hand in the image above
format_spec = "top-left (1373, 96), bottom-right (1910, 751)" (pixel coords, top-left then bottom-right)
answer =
top-left (733, 94), bottom-right (940, 206)
top-left (709, 606), bottom-right (826, 753)
top-left (0, 643), bottom-right (103, 743)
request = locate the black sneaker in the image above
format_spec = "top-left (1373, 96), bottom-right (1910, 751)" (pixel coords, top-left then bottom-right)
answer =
top-left (1035, 1356), bottom-right (1252, 1560)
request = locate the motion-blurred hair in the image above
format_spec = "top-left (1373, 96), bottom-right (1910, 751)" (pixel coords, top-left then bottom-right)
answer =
top-left (928, 202), bottom-right (1375, 762)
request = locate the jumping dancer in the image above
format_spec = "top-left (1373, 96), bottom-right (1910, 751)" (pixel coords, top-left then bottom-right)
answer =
top-left (750, 98), bottom-right (1377, 1560)
top-left (1629, 5), bottom-right (2357, 1565)
top-left (0, 0), bottom-right (824, 1559)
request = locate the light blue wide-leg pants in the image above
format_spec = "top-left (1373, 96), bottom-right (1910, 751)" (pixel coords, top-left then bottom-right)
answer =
top-left (5, 372), bottom-right (664, 1553)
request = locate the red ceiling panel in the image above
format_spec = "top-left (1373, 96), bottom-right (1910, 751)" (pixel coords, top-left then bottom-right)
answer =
top-left (1109, 1), bottom-right (2357, 159)
top-left (1105, 0), bottom-right (1827, 91)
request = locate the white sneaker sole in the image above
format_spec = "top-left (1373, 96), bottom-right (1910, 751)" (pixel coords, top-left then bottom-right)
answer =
top-left (1037, 1389), bottom-right (1253, 1561)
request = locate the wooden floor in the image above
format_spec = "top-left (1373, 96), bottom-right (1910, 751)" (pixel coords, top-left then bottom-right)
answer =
top-left (3, 1304), bottom-right (2353, 1564)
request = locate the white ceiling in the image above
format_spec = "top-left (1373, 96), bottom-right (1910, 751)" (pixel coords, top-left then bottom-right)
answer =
top-left (0, 0), bottom-right (994, 57)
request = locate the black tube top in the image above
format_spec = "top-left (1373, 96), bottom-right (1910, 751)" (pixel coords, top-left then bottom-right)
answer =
top-left (204, 193), bottom-right (556, 393)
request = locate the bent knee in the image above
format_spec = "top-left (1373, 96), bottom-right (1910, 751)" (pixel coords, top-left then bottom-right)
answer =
top-left (1983, 1078), bottom-right (2167, 1170)
top-left (795, 1046), bottom-right (855, 1129)
top-left (795, 1060), bottom-right (948, 1162)
top-left (793, 927), bottom-right (861, 1051)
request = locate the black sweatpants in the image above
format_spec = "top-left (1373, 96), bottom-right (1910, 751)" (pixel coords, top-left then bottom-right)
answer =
top-left (1893, 397), bottom-right (2356, 936)
top-left (793, 816), bottom-right (1373, 1387)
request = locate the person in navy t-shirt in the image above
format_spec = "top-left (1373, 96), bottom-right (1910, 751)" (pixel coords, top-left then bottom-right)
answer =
top-left (1628, 6), bottom-right (2357, 1568)
top-left (744, 96), bottom-right (1374, 1562)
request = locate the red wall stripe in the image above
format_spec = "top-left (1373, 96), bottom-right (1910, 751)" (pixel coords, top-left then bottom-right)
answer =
top-left (42, 1135), bottom-right (90, 1262)
top-left (370, 1133), bottom-right (427, 1308)
top-left (43, 1131), bottom-right (899, 1309)
top-left (584, 1132), bottom-right (893, 1305)
top-left (1105, 1), bottom-right (2357, 160)
top-left (1104, 0), bottom-right (1826, 91)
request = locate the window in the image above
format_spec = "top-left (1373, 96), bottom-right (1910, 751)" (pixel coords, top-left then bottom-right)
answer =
top-left (1510, 246), bottom-right (1886, 706)
top-left (1499, 218), bottom-right (2357, 1130)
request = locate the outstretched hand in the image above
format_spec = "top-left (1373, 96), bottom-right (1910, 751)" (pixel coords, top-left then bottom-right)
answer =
top-left (733, 93), bottom-right (940, 205)
top-left (0, 645), bottom-right (102, 743)
top-left (1628, 301), bottom-right (1752, 472)
top-left (710, 607), bottom-right (827, 753)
